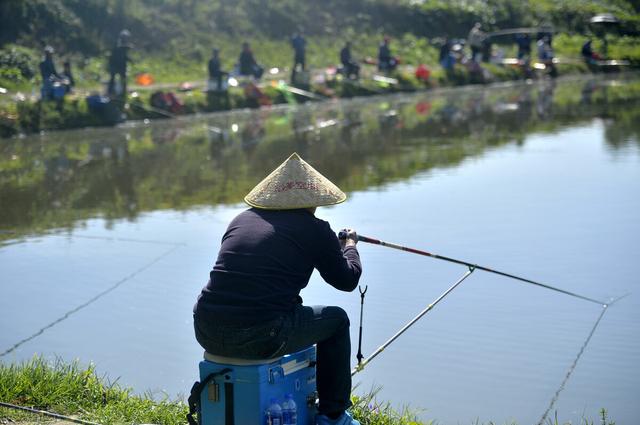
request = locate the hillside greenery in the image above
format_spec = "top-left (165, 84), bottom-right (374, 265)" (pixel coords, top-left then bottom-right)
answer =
top-left (1, 0), bottom-right (639, 92)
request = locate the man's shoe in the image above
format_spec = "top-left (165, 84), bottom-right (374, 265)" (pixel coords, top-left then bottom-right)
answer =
top-left (316, 411), bottom-right (360, 425)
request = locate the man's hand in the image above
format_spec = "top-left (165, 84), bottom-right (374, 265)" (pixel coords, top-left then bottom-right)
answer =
top-left (339, 228), bottom-right (358, 249)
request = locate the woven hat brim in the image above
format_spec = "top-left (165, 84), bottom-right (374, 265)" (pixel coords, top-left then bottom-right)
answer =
top-left (244, 153), bottom-right (346, 210)
top-left (244, 193), bottom-right (347, 210)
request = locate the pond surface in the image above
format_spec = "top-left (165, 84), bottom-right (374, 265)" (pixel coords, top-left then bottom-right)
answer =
top-left (1, 74), bottom-right (639, 424)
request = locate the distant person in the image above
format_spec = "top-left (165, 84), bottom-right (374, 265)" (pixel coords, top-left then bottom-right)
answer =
top-left (537, 35), bottom-right (557, 76)
top-left (291, 32), bottom-right (306, 82)
top-left (108, 29), bottom-right (133, 97)
top-left (516, 33), bottom-right (532, 60)
top-left (208, 48), bottom-right (228, 91)
top-left (537, 28), bottom-right (553, 49)
top-left (439, 38), bottom-right (455, 73)
top-left (340, 42), bottom-right (360, 79)
top-left (377, 36), bottom-right (397, 73)
top-left (238, 42), bottom-right (264, 79)
top-left (581, 39), bottom-right (600, 65)
top-left (39, 46), bottom-right (60, 100)
top-left (61, 61), bottom-right (75, 93)
top-left (537, 35), bottom-right (554, 62)
top-left (467, 23), bottom-right (486, 61)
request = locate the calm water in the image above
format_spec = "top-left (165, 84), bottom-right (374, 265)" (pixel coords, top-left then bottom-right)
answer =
top-left (1, 75), bottom-right (639, 424)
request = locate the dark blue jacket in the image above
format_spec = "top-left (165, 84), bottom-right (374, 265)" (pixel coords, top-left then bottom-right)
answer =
top-left (194, 208), bottom-right (362, 319)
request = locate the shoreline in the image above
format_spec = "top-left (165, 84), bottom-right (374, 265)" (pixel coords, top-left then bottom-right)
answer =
top-left (0, 356), bottom-right (617, 425)
top-left (1, 60), bottom-right (634, 139)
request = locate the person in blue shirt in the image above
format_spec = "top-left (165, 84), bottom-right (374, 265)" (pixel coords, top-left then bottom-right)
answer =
top-left (194, 153), bottom-right (362, 425)
top-left (291, 32), bottom-right (307, 82)
top-left (377, 36), bottom-right (397, 72)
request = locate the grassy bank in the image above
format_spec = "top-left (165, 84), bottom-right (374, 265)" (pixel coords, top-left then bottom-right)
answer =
top-left (1, 0), bottom-right (638, 137)
top-left (0, 356), bottom-right (618, 425)
top-left (0, 356), bottom-right (426, 425)
top-left (2, 30), bottom-right (640, 138)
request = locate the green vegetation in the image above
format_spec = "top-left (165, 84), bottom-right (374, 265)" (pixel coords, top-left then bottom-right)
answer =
top-left (0, 0), bottom-right (639, 135)
top-left (0, 356), bottom-right (617, 424)
top-left (0, 356), bottom-right (187, 424)
top-left (0, 356), bottom-right (423, 425)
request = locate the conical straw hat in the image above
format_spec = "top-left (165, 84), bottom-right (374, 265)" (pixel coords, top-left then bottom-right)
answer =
top-left (245, 153), bottom-right (346, 209)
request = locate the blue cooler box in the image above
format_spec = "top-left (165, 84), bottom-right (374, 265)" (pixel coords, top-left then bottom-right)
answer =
top-left (198, 345), bottom-right (317, 425)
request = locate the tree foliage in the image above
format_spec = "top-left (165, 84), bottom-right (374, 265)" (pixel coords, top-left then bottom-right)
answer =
top-left (1, 0), bottom-right (638, 59)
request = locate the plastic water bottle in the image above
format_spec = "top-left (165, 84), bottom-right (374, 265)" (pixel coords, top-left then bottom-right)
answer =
top-left (282, 394), bottom-right (297, 425)
top-left (265, 398), bottom-right (283, 425)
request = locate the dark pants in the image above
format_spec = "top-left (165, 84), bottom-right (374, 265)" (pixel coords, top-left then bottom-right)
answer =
top-left (209, 72), bottom-right (228, 91)
top-left (342, 61), bottom-right (360, 79)
top-left (471, 45), bottom-right (481, 61)
top-left (194, 304), bottom-right (352, 416)
top-left (108, 70), bottom-right (127, 97)
top-left (291, 54), bottom-right (305, 83)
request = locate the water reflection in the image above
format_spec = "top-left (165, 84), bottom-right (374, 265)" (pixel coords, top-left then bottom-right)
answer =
top-left (1, 75), bottom-right (639, 241)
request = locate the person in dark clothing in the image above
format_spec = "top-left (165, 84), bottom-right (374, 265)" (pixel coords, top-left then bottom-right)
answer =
top-left (39, 46), bottom-right (60, 100)
top-left (108, 29), bottom-right (132, 97)
top-left (291, 32), bottom-right (306, 82)
top-left (377, 36), bottom-right (397, 72)
top-left (340, 42), bottom-right (360, 79)
top-left (193, 153), bottom-right (362, 425)
top-left (581, 39), bottom-right (600, 65)
top-left (61, 61), bottom-right (75, 93)
top-left (238, 42), bottom-right (264, 79)
top-left (439, 38), bottom-right (454, 73)
top-left (536, 28), bottom-right (553, 49)
top-left (516, 33), bottom-right (532, 59)
top-left (207, 49), bottom-right (227, 91)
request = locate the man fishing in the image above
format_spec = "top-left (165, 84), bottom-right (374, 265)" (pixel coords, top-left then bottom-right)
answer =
top-left (193, 153), bottom-right (363, 425)
top-left (207, 48), bottom-right (227, 91)
top-left (291, 31), bottom-right (307, 83)
top-left (340, 41), bottom-right (360, 79)
top-left (39, 46), bottom-right (60, 100)
top-left (107, 29), bottom-right (132, 97)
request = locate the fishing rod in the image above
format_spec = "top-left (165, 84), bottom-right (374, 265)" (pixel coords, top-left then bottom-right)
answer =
top-left (340, 233), bottom-right (607, 306)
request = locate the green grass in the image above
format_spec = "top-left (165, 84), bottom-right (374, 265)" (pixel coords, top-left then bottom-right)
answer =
top-left (0, 356), bottom-right (428, 425)
top-left (0, 356), bottom-right (618, 425)
top-left (0, 356), bottom-right (187, 424)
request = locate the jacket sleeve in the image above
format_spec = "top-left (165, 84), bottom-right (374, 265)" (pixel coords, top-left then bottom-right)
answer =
top-left (312, 220), bottom-right (362, 291)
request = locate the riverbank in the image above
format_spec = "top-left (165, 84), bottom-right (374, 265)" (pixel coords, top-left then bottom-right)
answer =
top-left (2, 32), bottom-right (639, 138)
top-left (0, 356), bottom-right (426, 425)
top-left (0, 356), bottom-right (617, 425)
top-left (0, 57), bottom-right (611, 139)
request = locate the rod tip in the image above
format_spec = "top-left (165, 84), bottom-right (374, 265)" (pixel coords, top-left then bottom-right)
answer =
top-left (603, 304), bottom-right (608, 308)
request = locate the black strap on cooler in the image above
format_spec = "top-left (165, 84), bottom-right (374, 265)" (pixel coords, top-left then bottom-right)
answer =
top-left (187, 368), bottom-right (232, 425)
top-left (224, 382), bottom-right (234, 425)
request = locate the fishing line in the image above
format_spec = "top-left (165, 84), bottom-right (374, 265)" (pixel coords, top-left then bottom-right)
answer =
top-left (536, 293), bottom-right (630, 425)
top-left (0, 401), bottom-right (101, 425)
top-left (51, 232), bottom-right (186, 247)
top-left (0, 244), bottom-right (180, 358)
